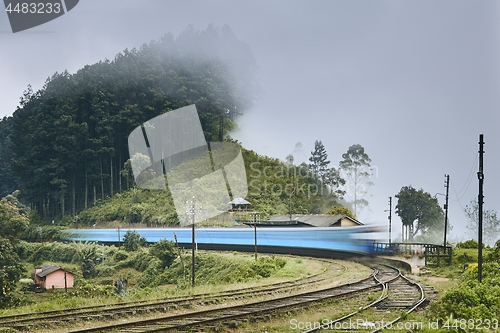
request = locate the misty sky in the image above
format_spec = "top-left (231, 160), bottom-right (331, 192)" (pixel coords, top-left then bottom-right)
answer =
top-left (1, 1), bottom-right (499, 243)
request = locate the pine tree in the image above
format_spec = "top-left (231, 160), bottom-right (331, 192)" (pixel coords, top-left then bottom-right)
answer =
top-left (309, 140), bottom-right (330, 181)
top-left (308, 140), bottom-right (345, 199)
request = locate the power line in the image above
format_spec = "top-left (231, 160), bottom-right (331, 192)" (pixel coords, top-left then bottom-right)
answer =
top-left (450, 179), bottom-right (472, 222)
top-left (453, 153), bottom-right (478, 200)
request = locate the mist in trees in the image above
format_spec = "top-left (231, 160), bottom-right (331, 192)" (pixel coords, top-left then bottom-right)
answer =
top-left (395, 186), bottom-right (445, 242)
top-left (5, 25), bottom-right (260, 222)
top-left (465, 199), bottom-right (500, 246)
top-left (339, 144), bottom-right (374, 216)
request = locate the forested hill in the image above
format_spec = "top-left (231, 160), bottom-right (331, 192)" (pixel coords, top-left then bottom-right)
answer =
top-left (0, 116), bottom-right (18, 196)
top-left (1, 25), bottom-right (261, 221)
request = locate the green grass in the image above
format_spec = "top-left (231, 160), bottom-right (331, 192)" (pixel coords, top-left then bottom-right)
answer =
top-left (1, 251), bottom-right (314, 317)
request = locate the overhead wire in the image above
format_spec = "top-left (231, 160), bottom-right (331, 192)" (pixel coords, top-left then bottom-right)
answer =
top-left (447, 150), bottom-right (478, 230)
top-left (452, 153), bottom-right (478, 201)
top-left (450, 179), bottom-right (473, 223)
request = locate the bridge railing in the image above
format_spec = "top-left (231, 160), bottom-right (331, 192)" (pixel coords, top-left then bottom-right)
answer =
top-left (372, 242), bottom-right (452, 266)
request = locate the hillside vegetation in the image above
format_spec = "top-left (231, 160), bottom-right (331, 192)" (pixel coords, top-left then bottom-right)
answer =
top-left (2, 237), bottom-right (307, 314)
top-left (0, 24), bottom-right (350, 228)
top-left (72, 145), bottom-right (344, 228)
top-left (1, 25), bottom-right (260, 221)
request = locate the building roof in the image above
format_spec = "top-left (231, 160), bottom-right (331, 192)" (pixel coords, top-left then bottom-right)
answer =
top-left (267, 214), bottom-right (363, 227)
top-left (228, 197), bottom-right (250, 205)
top-left (35, 264), bottom-right (73, 278)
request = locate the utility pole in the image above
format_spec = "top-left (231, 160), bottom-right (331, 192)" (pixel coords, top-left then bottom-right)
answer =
top-left (254, 222), bottom-right (257, 260)
top-left (444, 174), bottom-right (450, 247)
top-left (253, 213), bottom-right (260, 260)
top-left (477, 134), bottom-right (484, 283)
top-left (186, 197), bottom-right (201, 287)
top-left (64, 270), bottom-right (67, 293)
top-left (192, 212), bottom-right (195, 287)
top-left (117, 226), bottom-right (121, 247)
top-left (388, 197), bottom-right (392, 246)
top-left (288, 164), bottom-right (295, 222)
top-left (385, 197), bottom-right (392, 246)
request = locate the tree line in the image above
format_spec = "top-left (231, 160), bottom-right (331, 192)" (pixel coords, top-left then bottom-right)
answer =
top-left (1, 25), bottom-right (260, 223)
top-left (297, 140), bottom-right (374, 217)
top-left (395, 185), bottom-right (499, 245)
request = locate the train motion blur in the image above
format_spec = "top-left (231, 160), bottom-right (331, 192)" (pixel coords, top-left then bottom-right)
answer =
top-left (65, 226), bottom-right (380, 258)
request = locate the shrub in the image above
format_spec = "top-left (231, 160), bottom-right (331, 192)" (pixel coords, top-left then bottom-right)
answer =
top-left (17, 241), bottom-right (41, 260)
top-left (123, 230), bottom-right (148, 252)
top-left (432, 262), bottom-right (500, 320)
top-left (150, 239), bottom-right (177, 269)
top-left (71, 279), bottom-right (115, 298)
top-left (136, 258), bottom-right (162, 288)
top-left (114, 251), bottom-right (129, 262)
top-left (250, 256), bottom-right (287, 278)
top-left (95, 265), bottom-right (115, 277)
top-left (21, 225), bottom-right (65, 242)
top-left (456, 239), bottom-right (483, 249)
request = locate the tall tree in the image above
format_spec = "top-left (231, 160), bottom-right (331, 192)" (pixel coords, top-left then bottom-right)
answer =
top-left (8, 24), bottom-right (260, 222)
top-left (308, 140), bottom-right (344, 199)
top-left (395, 186), bottom-right (444, 242)
top-left (0, 196), bottom-right (29, 307)
top-left (309, 140), bottom-right (329, 178)
top-left (339, 144), bottom-right (373, 216)
top-left (465, 199), bottom-right (500, 246)
top-left (0, 116), bottom-right (20, 197)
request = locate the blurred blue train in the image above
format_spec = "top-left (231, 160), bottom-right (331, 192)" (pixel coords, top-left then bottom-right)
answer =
top-left (64, 226), bottom-right (379, 258)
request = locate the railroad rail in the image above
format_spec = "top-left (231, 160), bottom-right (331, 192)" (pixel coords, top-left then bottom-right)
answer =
top-left (0, 258), bottom-right (341, 331)
top-left (2, 256), bottom-right (431, 333)
top-left (63, 267), bottom-right (388, 333)
top-left (301, 264), bottom-right (426, 333)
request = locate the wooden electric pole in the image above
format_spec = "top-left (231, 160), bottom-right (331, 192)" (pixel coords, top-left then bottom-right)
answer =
top-left (478, 134), bottom-right (484, 283)
top-left (64, 270), bottom-right (67, 293)
top-left (386, 197), bottom-right (392, 246)
top-left (186, 197), bottom-right (201, 287)
top-left (444, 174), bottom-right (449, 247)
top-left (192, 212), bottom-right (195, 287)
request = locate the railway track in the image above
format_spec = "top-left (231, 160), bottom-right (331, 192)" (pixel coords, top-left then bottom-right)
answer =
top-left (2, 258), bottom-right (430, 333)
top-left (0, 258), bottom-right (344, 331)
top-left (60, 267), bottom-right (386, 333)
top-left (301, 264), bottom-right (426, 333)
